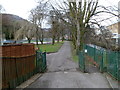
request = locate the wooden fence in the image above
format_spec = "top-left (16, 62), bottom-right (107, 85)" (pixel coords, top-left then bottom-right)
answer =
top-left (1, 44), bottom-right (36, 88)
top-left (2, 43), bottom-right (35, 57)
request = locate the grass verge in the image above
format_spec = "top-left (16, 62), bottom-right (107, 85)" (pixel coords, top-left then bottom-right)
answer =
top-left (36, 41), bottom-right (64, 53)
top-left (70, 42), bottom-right (79, 63)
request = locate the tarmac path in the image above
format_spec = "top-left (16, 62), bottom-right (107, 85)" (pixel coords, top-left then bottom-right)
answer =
top-left (27, 41), bottom-right (111, 88)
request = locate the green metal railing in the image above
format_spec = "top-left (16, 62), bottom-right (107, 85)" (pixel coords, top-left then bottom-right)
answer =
top-left (79, 44), bottom-right (120, 81)
top-left (78, 51), bottom-right (85, 72)
top-left (36, 50), bottom-right (47, 73)
top-left (107, 51), bottom-right (119, 80)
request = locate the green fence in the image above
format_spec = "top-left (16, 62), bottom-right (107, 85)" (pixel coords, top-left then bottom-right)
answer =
top-left (79, 51), bottom-right (85, 72)
top-left (36, 50), bottom-right (47, 73)
top-left (107, 51), bottom-right (119, 80)
top-left (79, 44), bottom-right (120, 81)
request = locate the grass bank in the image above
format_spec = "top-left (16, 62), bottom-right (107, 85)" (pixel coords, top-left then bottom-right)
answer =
top-left (36, 41), bottom-right (64, 53)
top-left (70, 42), bottom-right (79, 63)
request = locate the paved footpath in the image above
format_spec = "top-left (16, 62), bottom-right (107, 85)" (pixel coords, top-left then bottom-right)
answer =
top-left (26, 41), bottom-right (116, 88)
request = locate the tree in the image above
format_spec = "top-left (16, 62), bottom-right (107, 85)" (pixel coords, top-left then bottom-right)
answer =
top-left (29, 0), bottom-right (49, 45)
top-left (29, 9), bottom-right (38, 44)
top-left (49, 10), bottom-right (61, 45)
top-left (15, 20), bottom-right (35, 43)
top-left (0, 5), bottom-right (5, 13)
top-left (88, 3), bottom-right (120, 50)
top-left (51, 0), bottom-right (99, 52)
top-left (35, 0), bottom-right (119, 51)
top-left (68, 0), bottom-right (99, 52)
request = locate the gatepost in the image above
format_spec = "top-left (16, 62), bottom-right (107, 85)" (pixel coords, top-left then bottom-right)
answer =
top-left (0, 13), bottom-right (2, 90)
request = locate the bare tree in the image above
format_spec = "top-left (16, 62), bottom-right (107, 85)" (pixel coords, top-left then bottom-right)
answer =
top-left (0, 5), bottom-right (5, 13)
top-left (15, 20), bottom-right (35, 43)
top-left (87, 2), bottom-right (120, 50)
top-left (49, 11), bottom-right (59, 45)
top-left (50, 0), bottom-right (99, 52)
top-left (29, 0), bottom-right (50, 45)
top-left (68, 0), bottom-right (99, 52)
top-left (29, 9), bottom-right (38, 44)
top-left (48, 0), bottom-right (119, 51)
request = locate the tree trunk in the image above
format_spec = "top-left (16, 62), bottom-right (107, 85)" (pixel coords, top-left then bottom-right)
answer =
top-left (40, 39), bottom-right (43, 45)
top-left (61, 30), bottom-right (64, 41)
top-left (80, 30), bottom-right (84, 51)
top-left (27, 38), bottom-right (31, 43)
top-left (52, 36), bottom-right (55, 45)
top-left (57, 37), bottom-right (60, 43)
top-left (36, 26), bottom-right (39, 45)
top-left (36, 37), bottom-right (38, 45)
top-left (41, 33), bottom-right (44, 44)
top-left (76, 20), bottom-right (80, 54)
top-left (41, 40), bottom-right (43, 44)
top-left (62, 36), bottom-right (64, 41)
top-left (71, 34), bottom-right (76, 49)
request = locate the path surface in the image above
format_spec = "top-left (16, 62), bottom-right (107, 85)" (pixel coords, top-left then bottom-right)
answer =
top-left (27, 41), bottom-right (112, 88)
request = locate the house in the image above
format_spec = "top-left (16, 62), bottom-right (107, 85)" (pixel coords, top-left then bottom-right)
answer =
top-left (107, 22), bottom-right (120, 45)
top-left (107, 22), bottom-right (120, 34)
top-left (111, 33), bottom-right (120, 45)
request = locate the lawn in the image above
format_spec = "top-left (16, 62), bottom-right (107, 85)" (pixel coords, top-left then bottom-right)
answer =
top-left (36, 41), bottom-right (64, 53)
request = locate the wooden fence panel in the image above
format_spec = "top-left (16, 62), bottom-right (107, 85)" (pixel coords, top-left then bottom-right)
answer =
top-left (1, 44), bottom-right (36, 88)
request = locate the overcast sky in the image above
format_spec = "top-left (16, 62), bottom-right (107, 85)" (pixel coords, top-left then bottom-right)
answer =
top-left (0, 0), bottom-right (119, 27)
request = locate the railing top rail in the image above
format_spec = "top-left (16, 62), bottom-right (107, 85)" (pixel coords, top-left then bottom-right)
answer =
top-left (86, 44), bottom-right (120, 52)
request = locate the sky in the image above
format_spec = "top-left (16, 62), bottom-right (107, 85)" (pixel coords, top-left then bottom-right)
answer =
top-left (0, 0), bottom-right (119, 27)
top-left (0, 0), bottom-right (38, 19)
